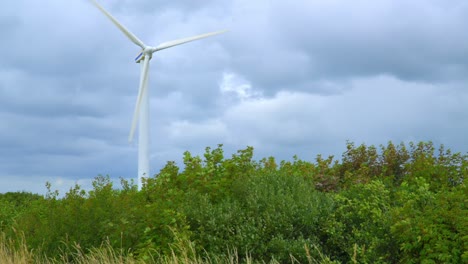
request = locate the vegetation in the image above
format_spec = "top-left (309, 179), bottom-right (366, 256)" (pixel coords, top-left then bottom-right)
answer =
top-left (0, 141), bottom-right (466, 263)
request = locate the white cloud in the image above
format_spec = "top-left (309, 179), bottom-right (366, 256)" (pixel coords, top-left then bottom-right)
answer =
top-left (220, 72), bottom-right (261, 101)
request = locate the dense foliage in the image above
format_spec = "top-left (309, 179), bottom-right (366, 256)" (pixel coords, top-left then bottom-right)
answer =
top-left (0, 142), bottom-right (466, 263)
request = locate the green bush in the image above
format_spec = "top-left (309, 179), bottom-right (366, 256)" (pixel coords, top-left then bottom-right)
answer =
top-left (0, 142), bottom-right (465, 263)
top-left (323, 180), bottom-right (398, 263)
top-left (392, 177), bottom-right (467, 263)
top-left (0, 192), bottom-right (42, 233)
top-left (181, 171), bottom-right (334, 262)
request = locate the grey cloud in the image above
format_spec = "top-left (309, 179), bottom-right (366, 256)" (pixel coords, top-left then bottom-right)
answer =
top-left (271, 0), bottom-right (468, 82)
top-left (0, 71), bottom-right (119, 119)
top-left (113, 0), bottom-right (231, 15)
top-left (168, 75), bottom-right (468, 162)
top-left (223, 0), bottom-right (468, 97)
top-left (0, 113), bottom-right (136, 182)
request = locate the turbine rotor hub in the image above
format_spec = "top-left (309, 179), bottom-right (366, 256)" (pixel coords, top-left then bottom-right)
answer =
top-left (143, 47), bottom-right (153, 58)
top-left (144, 47), bottom-right (157, 55)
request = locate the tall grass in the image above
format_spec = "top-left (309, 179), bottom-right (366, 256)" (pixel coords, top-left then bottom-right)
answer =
top-left (0, 232), bottom-right (337, 264)
top-left (0, 232), bottom-right (45, 263)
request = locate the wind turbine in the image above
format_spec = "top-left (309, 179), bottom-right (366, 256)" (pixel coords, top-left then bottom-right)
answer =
top-left (90, 0), bottom-right (227, 190)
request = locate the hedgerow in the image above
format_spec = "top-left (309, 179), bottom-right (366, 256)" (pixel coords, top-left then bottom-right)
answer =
top-left (1, 142), bottom-right (466, 263)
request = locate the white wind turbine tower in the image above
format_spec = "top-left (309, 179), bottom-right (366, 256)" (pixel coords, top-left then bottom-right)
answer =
top-left (90, 0), bottom-right (227, 190)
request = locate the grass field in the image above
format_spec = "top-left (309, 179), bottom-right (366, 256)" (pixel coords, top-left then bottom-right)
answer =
top-left (0, 233), bottom-right (338, 264)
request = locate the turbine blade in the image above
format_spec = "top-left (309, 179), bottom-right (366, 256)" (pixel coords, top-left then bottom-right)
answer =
top-left (129, 55), bottom-right (151, 142)
top-left (90, 0), bottom-right (146, 49)
top-left (154, 30), bottom-right (228, 51)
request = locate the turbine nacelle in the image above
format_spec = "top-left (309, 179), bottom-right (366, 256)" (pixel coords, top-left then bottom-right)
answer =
top-left (135, 47), bottom-right (155, 63)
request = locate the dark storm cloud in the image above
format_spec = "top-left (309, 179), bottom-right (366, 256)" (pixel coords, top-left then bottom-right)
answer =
top-left (278, 0), bottom-right (468, 82)
top-left (225, 0), bottom-right (468, 95)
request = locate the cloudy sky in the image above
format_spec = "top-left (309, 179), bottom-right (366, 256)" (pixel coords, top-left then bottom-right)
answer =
top-left (1, 0), bottom-right (467, 194)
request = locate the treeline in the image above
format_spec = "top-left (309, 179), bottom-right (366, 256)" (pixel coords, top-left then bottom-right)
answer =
top-left (0, 141), bottom-right (466, 263)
